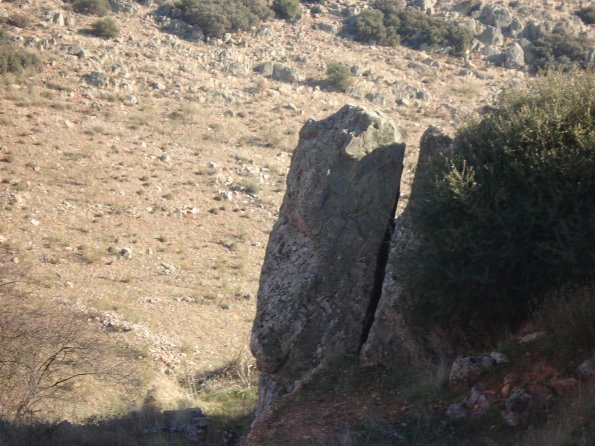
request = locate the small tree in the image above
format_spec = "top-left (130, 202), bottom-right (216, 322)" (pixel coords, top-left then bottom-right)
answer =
top-left (174, 0), bottom-right (273, 39)
top-left (326, 62), bottom-right (353, 92)
top-left (91, 17), bottom-right (120, 38)
top-left (68, 0), bottom-right (110, 16)
top-left (272, 0), bottom-right (302, 20)
top-left (400, 72), bottom-right (595, 338)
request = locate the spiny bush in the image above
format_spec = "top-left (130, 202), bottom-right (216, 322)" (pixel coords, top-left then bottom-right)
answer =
top-left (67, 0), bottom-right (110, 16)
top-left (273, 0), bottom-right (302, 20)
top-left (400, 72), bottom-right (595, 337)
top-left (577, 4), bottom-right (595, 24)
top-left (91, 17), bottom-right (120, 38)
top-left (533, 29), bottom-right (594, 71)
top-left (174, 0), bottom-right (273, 39)
top-left (349, 0), bottom-right (471, 56)
top-left (326, 62), bottom-right (353, 92)
top-left (0, 44), bottom-right (41, 75)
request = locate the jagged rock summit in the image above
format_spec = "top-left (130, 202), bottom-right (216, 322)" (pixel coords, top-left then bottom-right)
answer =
top-left (250, 105), bottom-right (405, 421)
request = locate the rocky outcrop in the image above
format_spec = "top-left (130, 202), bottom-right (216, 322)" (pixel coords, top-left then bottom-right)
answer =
top-left (360, 126), bottom-right (453, 366)
top-left (255, 62), bottom-right (301, 83)
top-left (250, 105), bottom-right (405, 420)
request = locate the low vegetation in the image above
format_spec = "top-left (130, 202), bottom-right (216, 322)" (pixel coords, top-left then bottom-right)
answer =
top-left (326, 62), bottom-right (354, 92)
top-left (400, 71), bottom-right (595, 339)
top-left (6, 14), bottom-right (31, 29)
top-left (577, 4), bottom-right (595, 24)
top-left (0, 35), bottom-right (42, 75)
top-left (533, 29), bottom-right (594, 71)
top-left (349, 0), bottom-right (472, 56)
top-left (66, 0), bottom-right (111, 16)
top-left (536, 283), bottom-right (595, 366)
top-left (173, 0), bottom-right (273, 39)
top-left (91, 17), bottom-right (120, 39)
top-left (272, 0), bottom-right (302, 21)
top-left (0, 250), bottom-right (125, 422)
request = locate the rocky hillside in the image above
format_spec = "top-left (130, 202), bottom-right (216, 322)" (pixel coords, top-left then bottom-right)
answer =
top-left (0, 0), bottom-right (593, 443)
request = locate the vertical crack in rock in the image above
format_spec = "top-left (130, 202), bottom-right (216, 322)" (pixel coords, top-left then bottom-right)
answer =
top-left (360, 125), bottom-right (454, 367)
top-left (359, 194), bottom-right (399, 351)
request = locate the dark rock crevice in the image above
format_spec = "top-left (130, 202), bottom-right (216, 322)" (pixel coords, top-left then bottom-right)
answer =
top-left (359, 193), bottom-right (399, 352)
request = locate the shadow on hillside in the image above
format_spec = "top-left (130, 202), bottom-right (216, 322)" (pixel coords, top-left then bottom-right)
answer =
top-left (0, 405), bottom-right (245, 446)
top-left (304, 77), bottom-right (342, 93)
top-left (0, 355), bottom-right (259, 446)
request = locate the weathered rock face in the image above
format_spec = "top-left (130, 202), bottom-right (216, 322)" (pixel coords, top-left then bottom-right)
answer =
top-left (250, 105), bottom-right (405, 417)
top-left (360, 126), bottom-right (453, 366)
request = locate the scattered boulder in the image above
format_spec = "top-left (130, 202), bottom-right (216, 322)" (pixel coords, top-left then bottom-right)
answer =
top-left (479, 5), bottom-right (513, 29)
top-left (578, 354), bottom-right (595, 379)
top-left (109, 0), bottom-right (137, 13)
top-left (478, 26), bottom-right (504, 46)
top-left (83, 71), bottom-right (109, 88)
top-left (365, 92), bottom-right (386, 106)
top-left (518, 331), bottom-right (545, 344)
top-left (119, 247), bottom-right (133, 259)
top-left (164, 19), bottom-right (203, 42)
top-left (52, 12), bottom-right (64, 25)
top-left (504, 42), bottom-right (525, 68)
top-left (501, 389), bottom-right (535, 427)
top-left (256, 62), bottom-right (301, 83)
top-left (445, 385), bottom-right (490, 423)
top-left (62, 44), bottom-right (86, 58)
top-left (313, 22), bottom-right (339, 34)
top-left (449, 355), bottom-right (496, 387)
top-left (415, 0), bottom-right (437, 13)
top-left (504, 18), bottom-right (524, 37)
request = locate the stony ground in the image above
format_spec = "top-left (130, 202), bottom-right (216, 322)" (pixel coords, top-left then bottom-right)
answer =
top-left (0, 0), bottom-right (591, 432)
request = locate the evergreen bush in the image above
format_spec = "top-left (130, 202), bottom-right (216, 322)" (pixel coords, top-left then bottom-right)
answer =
top-left (577, 4), bottom-right (595, 24)
top-left (0, 44), bottom-right (41, 74)
top-left (91, 17), bottom-right (120, 38)
top-left (174, 0), bottom-right (272, 38)
top-left (532, 29), bottom-right (594, 71)
top-left (273, 0), bottom-right (302, 21)
top-left (326, 62), bottom-right (353, 91)
top-left (349, 0), bottom-right (471, 56)
top-left (68, 0), bottom-right (111, 16)
top-left (400, 72), bottom-right (595, 337)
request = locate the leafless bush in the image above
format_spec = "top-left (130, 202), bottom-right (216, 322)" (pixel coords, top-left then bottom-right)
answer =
top-left (0, 248), bottom-right (125, 422)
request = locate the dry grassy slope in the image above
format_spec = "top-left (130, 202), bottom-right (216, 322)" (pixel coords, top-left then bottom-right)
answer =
top-left (0, 0), bottom-right (535, 421)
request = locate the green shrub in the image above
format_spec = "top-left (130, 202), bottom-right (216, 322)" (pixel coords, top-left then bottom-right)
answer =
top-left (174, 0), bottom-right (273, 38)
top-left (533, 29), bottom-right (594, 71)
top-left (273, 0), bottom-right (302, 20)
top-left (577, 4), bottom-right (595, 24)
top-left (0, 44), bottom-right (41, 74)
top-left (349, 0), bottom-right (471, 55)
top-left (91, 17), bottom-right (119, 38)
top-left (326, 62), bottom-right (353, 92)
top-left (352, 9), bottom-right (400, 46)
top-left (400, 72), bottom-right (595, 337)
top-left (67, 0), bottom-right (110, 16)
top-left (7, 14), bottom-right (31, 28)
